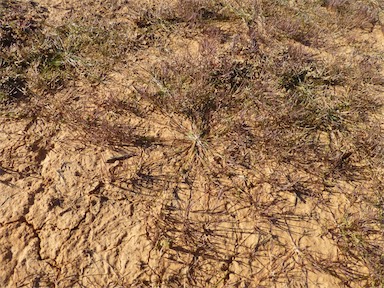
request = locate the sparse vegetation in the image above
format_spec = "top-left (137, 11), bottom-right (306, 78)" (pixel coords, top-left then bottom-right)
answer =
top-left (0, 0), bottom-right (383, 287)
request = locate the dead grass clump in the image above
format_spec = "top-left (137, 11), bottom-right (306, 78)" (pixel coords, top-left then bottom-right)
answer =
top-left (32, 18), bottom-right (137, 89)
top-left (0, 73), bottom-right (27, 103)
top-left (0, 0), bottom-right (47, 102)
top-left (321, 0), bottom-right (382, 31)
top-left (0, 0), bottom-right (47, 48)
top-left (327, 206), bottom-right (384, 286)
top-left (137, 43), bottom-right (242, 135)
top-left (273, 11), bottom-right (321, 47)
top-left (1, 0), bottom-right (139, 105)
top-left (241, 0), bottom-right (325, 47)
top-left (174, 0), bottom-right (231, 24)
top-left (134, 0), bottom-right (231, 29)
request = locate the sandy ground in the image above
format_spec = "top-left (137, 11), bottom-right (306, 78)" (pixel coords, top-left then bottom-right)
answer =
top-left (1, 0), bottom-right (383, 287)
